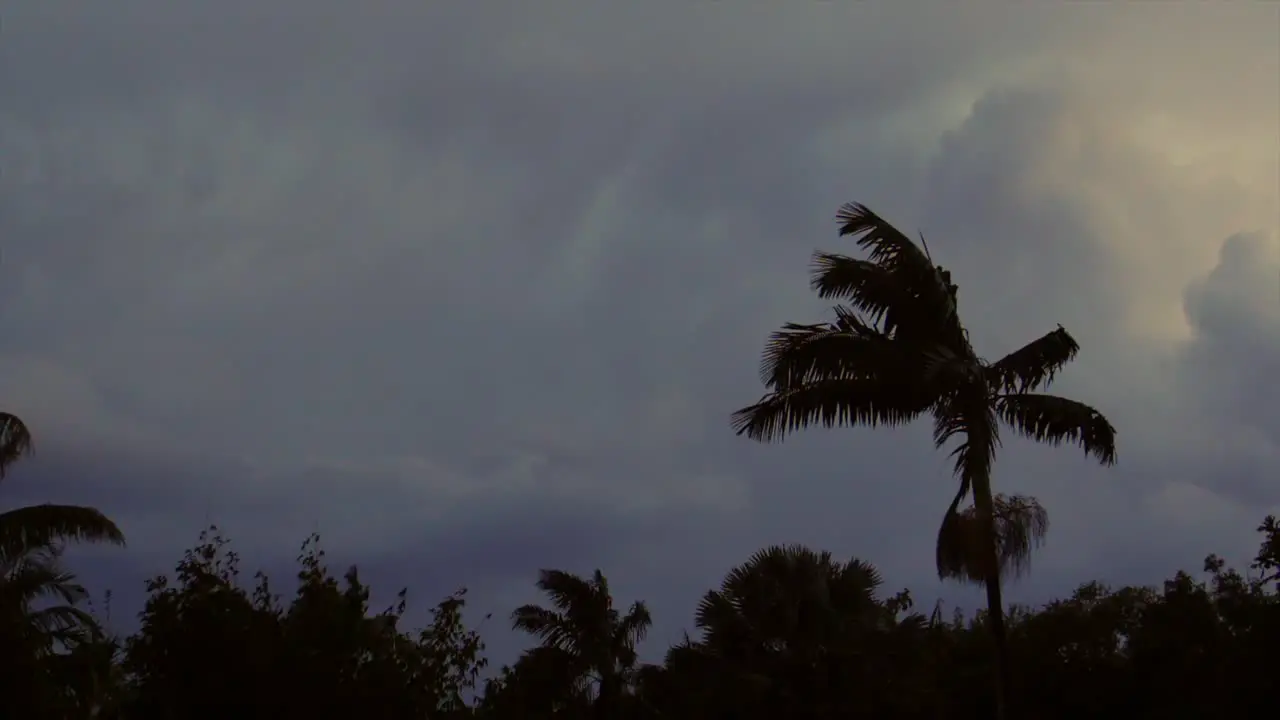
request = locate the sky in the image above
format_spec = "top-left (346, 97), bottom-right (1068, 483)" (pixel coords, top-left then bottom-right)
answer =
top-left (2, 2), bottom-right (1278, 665)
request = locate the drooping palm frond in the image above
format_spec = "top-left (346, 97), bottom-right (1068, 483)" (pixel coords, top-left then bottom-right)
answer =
top-left (758, 312), bottom-right (902, 391)
top-left (0, 412), bottom-right (34, 478)
top-left (25, 604), bottom-right (99, 638)
top-left (0, 504), bottom-right (126, 564)
top-left (936, 495), bottom-right (1050, 585)
top-left (512, 605), bottom-right (576, 652)
top-left (932, 395), bottom-right (1000, 484)
top-left (2, 552), bottom-right (87, 606)
top-left (995, 393), bottom-right (1117, 465)
top-left (986, 326), bottom-right (1080, 394)
top-left (0, 545), bottom-right (104, 658)
top-left (732, 379), bottom-right (927, 442)
top-left (614, 602), bottom-right (652, 650)
top-left (991, 496), bottom-right (1050, 580)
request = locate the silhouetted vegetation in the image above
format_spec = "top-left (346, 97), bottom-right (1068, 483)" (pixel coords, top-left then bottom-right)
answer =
top-left (2, 204), bottom-right (1274, 719)
top-left (732, 203), bottom-right (1116, 718)
top-left (1, 520), bottom-right (1277, 719)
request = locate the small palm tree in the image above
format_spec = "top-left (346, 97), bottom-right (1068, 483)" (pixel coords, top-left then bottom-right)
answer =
top-left (695, 544), bottom-right (893, 657)
top-left (688, 546), bottom-right (928, 717)
top-left (512, 569), bottom-right (651, 719)
top-left (732, 203), bottom-right (1117, 720)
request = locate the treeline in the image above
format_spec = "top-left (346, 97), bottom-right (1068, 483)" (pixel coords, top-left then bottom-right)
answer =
top-left (1, 519), bottom-right (1277, 719)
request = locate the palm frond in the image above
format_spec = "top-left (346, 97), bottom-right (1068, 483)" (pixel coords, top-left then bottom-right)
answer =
top-left (986, 326), bottom-right (1080, 393)
top-left (615, 602), bottom-right (652, 648)
top-left (992, 495), bottom-right (1050, 579)
top-left (932, 396), bottom-right (1000, 482)
top-left (759, 314), bottom-right (902, 391)
top-left (836, 558), bottom-right (884, 598)
top-left (0, 412), bottom-right (34, 478)
top-left (694, 591), bottom-right (741, 635)
top-left (937, 494), bottom-right (1050, 585)
top-left (834, 203), bottom-right (961, 337)
top-left (808, 254), bottom-right (913, 333)
top-left (536, 569), bottom-right (601, 614)
top-left (731, 379), bottom-right (927, 443)
top-left (1, 548), bottom-right (87, 606)
top-left (835, 203), bottom-right (937, 283)
top-left (995, 393), bottom-right (1117, 465)
top-left (512, 605), bottom-right (577, 651)
top-left (0, 504), bottom-right (126, 563)
top-left (27, 604), bottom-right (100, 637)
top-left (935, 477), bottom-right (974, 582)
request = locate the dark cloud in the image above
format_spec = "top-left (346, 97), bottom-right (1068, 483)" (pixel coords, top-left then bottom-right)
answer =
top-left (1, 2), bottom-right (1276, 663)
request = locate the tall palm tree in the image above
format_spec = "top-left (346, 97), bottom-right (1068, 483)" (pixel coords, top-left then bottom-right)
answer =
top-left (512, 569), bottom-right (652, 719)
top-left (731, 203), bottom-right (1117, 720)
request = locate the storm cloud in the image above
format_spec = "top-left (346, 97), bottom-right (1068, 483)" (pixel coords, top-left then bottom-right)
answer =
top-left (1, 2), bottom-right (1277, 661)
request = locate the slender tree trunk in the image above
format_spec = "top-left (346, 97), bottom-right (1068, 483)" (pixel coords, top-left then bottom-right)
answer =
top-left (974, 481), bottom-right (1010, 720)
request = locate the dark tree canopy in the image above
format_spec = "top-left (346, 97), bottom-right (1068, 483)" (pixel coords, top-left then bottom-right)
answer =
top-left (3, 521), bottom-right (1277, 719)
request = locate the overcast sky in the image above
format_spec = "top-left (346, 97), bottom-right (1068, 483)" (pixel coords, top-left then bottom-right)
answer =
top-left (2, 2), bottom-right (1278, 663)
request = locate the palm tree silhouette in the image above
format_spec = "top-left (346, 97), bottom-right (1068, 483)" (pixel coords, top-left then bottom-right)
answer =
top-left (732, 203), bottom-right (1117, 719)
top-left (512, 569), bottom-right (651, 719)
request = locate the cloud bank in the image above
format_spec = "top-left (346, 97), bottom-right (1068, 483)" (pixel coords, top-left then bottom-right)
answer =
top-left (1, 2), bottom-right (1276, 659)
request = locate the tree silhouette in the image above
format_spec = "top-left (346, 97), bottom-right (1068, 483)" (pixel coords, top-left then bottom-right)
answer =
top-left (731, 202), bottom-right (1117, 719)
top-left (511, 569), bottom-right (652, 719)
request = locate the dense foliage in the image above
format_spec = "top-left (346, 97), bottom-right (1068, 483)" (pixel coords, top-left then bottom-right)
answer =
top-left (0, 521), bottom-right (1277, 719)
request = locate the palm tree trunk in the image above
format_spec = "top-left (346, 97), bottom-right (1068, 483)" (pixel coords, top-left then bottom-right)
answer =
top-left (973, 480), bottom-right (1010, 720)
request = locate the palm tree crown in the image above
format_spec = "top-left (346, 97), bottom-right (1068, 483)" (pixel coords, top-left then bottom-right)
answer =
top-left (511, 568), bottom-right (651, 715)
